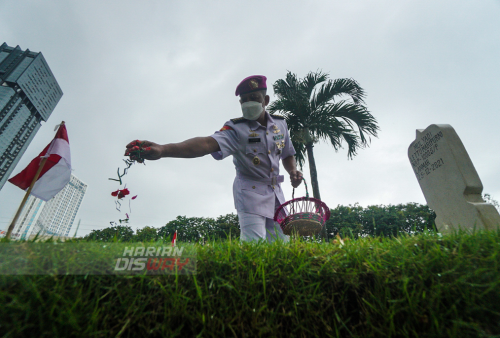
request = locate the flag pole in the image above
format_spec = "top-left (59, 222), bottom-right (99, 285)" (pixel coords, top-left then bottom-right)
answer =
top-left (73, 219), bottom-right (81, 238)
top-left (5, 121), bottom-right (65, 240)
top-left (5, 158), bottom-right (48, 239)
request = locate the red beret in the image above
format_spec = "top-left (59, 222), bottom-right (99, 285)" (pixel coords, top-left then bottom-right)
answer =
top-left (235, 75), bottom-right (267, 96)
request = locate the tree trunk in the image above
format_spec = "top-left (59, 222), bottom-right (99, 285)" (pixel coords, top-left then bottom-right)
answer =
top-left (305, 142), bottom-right (321, 201)
top-left (305, 142), bottom-right (328, 241)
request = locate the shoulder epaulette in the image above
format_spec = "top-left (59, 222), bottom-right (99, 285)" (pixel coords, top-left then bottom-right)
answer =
top-left (230, 117), bottom-right (247, 124)
top-left (270, 114), bottom-right (285, 120)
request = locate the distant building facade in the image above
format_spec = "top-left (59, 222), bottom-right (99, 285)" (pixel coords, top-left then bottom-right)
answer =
top-left (8, 194), bottom-right (44, 240)
top-left (0, 42), bottom-right (63, 191)
top-left (9, 174), bottom-right (87, 239)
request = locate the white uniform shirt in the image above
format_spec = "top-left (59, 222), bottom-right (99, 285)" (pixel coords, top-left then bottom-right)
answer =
top-left (210, 111), bottom-right (296, 218)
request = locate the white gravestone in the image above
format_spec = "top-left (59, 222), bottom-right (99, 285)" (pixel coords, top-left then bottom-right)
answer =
top-left (408, 124), bottom-right (500, 233)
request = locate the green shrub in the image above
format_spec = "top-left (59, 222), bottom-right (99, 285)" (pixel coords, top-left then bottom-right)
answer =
top-left (326, 202), bottom-right (436, 238)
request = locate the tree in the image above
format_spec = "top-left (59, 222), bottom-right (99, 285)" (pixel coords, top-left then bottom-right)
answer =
top-left (157, 216), bottom-right (216, 243)
top-left (135, 226), bottom-right (158, 242)
top-left (483, 193), bottom-right (500, 213)
top-left (325, 202), bottom-right (436, 238)
top-left (84, 225), bottom-right (134, 242)
top-left (213, 213), bottom-right (240, 240)
top-left (156, 214), bottom-right (240, 243)
top-left (268, 71), bottom-right (379, 201)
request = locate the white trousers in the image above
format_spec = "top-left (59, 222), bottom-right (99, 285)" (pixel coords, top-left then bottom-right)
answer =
top-left (237, 197), bottom-right (289, 243)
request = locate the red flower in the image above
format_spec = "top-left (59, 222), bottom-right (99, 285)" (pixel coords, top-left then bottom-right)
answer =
top-left (133, 146), bottom-right (140, 151)
top-left (145, 147), bottom-right (151, 151)
top-left (117, 188), bottom-right (130, 199)
top-left (112, 188), bottom-right (130, 199)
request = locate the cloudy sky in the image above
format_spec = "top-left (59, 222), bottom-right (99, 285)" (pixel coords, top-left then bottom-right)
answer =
top-left (1, 0), bottom-right (499, 236)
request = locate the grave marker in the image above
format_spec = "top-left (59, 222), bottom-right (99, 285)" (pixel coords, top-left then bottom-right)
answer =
top-left (408, 124), bottom-right (500, 233)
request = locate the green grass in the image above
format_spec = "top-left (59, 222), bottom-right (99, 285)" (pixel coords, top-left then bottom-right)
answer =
top-left (1, 229), bottom-right (499, 337)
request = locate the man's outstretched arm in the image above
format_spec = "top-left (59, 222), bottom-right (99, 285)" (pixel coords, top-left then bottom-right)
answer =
top-left (125, 137), bottom-right (221, 161)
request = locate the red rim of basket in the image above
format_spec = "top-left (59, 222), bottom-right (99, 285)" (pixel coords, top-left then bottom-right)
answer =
top-left (273, 196), bottom-right (331, 225)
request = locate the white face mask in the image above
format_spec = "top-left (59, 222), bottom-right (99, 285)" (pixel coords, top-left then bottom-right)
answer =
top-left (241, 101), bottom-right (264, 120)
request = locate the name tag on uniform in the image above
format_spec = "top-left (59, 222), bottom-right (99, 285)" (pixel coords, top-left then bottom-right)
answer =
top-left (248, 138), bottom-right (261, 143)
top-left (273, 134), bottom-right (284, 141)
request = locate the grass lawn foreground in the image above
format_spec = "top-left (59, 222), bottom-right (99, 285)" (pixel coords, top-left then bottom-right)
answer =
top-left (0, 229), bottom-right (499, 337)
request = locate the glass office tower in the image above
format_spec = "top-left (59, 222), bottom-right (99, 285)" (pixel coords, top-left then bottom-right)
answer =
top-left (0, 43), bottom-right (63, 191)
top-left (7, 194), bottom-right (44, 240)
top-left (9, 174), bottom-right (87, 239)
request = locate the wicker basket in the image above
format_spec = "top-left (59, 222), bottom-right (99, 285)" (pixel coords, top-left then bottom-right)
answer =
top-left (274, 178), bottom-right (330, 236)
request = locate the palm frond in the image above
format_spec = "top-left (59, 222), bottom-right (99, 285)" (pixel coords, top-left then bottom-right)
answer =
top-left (308, 111), bottom-right (360, 158)
top-left (268, 99), bottom-right (303, 119)
top-left (311, 78), bottom-right (366, 111)
top-left (310, 115), bottom-right (352, 151)
top-left (323, 100), bottom-right (379, 145)
top-left (272, 72), bottom-right (303, 99)
top-left (304, 100), bottom-right (377, 158)
top-left (299, 70), bottom-right (329, 99)
top-left (336, 130), bottom-right (360, 159)
top-left (270, 71), bottom-right (379, 165)
top-left (269, 72), bottom-right (311, 126)
top-left (289, 135), bottom-right (307, 169)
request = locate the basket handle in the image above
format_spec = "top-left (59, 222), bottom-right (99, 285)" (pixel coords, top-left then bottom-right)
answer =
top-left (292, 177), bottom-right (309, 199)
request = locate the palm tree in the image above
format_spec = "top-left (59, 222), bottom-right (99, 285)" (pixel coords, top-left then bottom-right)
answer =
top-left (268, 71), bottom-right (379, 201)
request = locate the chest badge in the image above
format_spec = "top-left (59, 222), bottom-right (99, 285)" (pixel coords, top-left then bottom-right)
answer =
top-left (252, 156), bottom-right (261, 165)
top-left (273, 134), bottom-right (284, 141)
top-left (249, 132), bottom-right (259, 137)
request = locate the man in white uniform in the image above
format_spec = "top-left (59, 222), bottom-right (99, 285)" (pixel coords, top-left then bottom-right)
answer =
top-left (125, 75), bottom-right (303, 242)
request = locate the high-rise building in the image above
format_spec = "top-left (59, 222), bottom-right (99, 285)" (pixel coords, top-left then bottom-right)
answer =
top-left (7, 194), bottom-right (44, 240)
top-left (0, 43), bottom-right (63, 191)
top-left (9, 174), bottom-right (87, 239)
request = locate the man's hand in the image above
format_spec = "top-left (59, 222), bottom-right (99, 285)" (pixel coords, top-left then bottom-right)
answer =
top-left (282, 156), bottom-right (303, 188)
top-left (289, 169), bottom-right (303, 188)
top-left (125, 140), bottom-right (162, 161)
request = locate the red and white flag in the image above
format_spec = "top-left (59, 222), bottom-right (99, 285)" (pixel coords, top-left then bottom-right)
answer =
top-left (9, 124), bottom-right (71, 201)
top-left (172, 230), bottom-right (177, 247)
